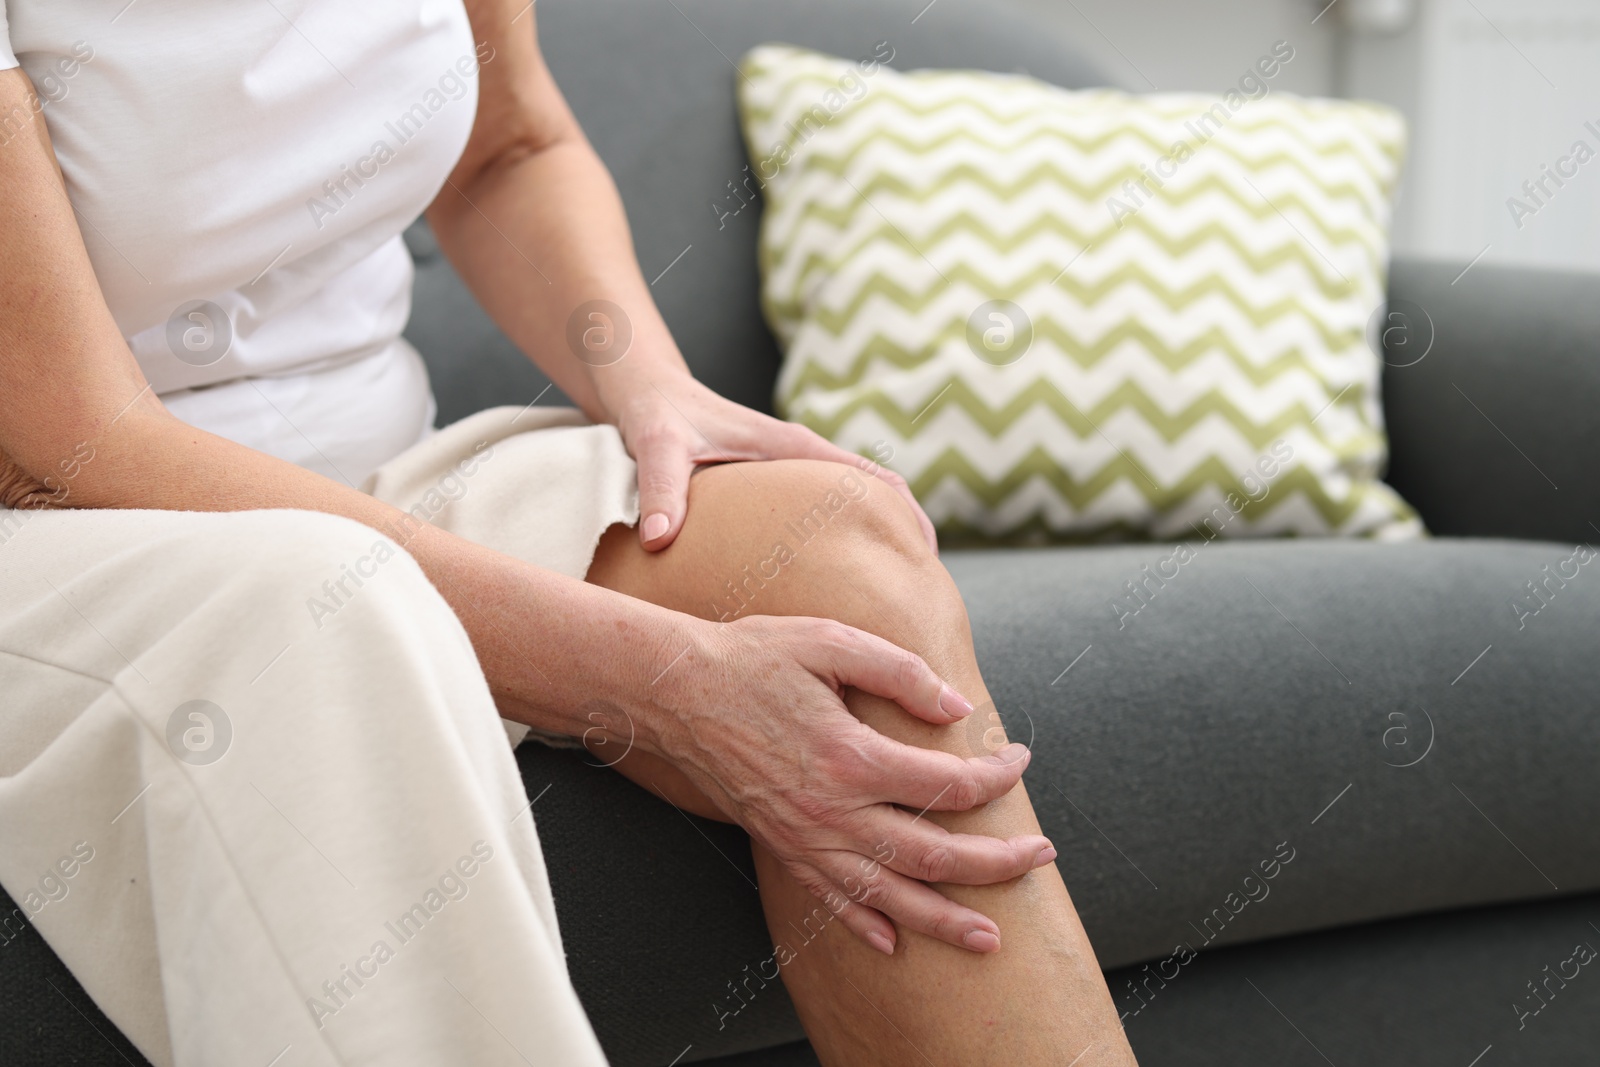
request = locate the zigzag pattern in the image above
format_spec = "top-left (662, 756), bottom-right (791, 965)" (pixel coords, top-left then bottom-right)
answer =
top-left (739, 44), bottom-right (1423, 541)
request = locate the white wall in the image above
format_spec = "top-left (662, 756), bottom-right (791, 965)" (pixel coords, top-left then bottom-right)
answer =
top-left (1340, 0), bottom-right (1600, 273)
top-left (1003, 0), bottom-right (1600, 273)
top-left (1003, 0), bottom-right (1340, 95)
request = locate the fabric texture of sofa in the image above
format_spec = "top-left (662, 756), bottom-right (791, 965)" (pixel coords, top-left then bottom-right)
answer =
top-left (4, 1), bottom-right (1598, 1065)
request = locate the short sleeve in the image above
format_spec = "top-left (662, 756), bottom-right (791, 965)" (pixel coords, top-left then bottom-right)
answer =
top-left (0, 3), bottom-right (17, 71)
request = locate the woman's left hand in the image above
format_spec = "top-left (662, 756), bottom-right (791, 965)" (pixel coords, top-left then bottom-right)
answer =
top-left (606, 371), bottom-right (938, 553)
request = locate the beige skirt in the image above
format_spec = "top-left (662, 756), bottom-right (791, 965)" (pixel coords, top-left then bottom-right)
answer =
top-left (0, 406), bottom-right (637, 1066)
top-left (363, 406), bottom-right (641, 748)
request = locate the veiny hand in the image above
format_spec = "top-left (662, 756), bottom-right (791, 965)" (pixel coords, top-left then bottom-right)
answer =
top-left (647, 613), bottom-right (1055, 956)
top-left (607, 371), bottom-right (937, 554)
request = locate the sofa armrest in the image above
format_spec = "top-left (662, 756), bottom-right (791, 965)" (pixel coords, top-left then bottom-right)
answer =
top-left (1381, 257), bottom-right (1600, 543)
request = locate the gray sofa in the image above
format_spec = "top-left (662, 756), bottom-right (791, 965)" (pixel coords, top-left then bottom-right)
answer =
top-left (5, 1), bottom-right (1598, 1064)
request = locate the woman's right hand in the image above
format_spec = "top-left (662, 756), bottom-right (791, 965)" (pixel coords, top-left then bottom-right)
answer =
top-left (641, 613), bottom-right (1055, 956)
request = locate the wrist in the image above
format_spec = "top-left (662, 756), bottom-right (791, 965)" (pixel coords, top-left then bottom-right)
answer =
top-left (588, 342), bottom-right (692, 424)
top-left (585, 597), bottom-right (718, 760)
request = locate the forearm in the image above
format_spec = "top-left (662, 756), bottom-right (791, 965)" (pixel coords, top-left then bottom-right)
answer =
top-left (8, 398), bottom-right (695, 744)
top-left (426, 132), bottom-right (688, 420)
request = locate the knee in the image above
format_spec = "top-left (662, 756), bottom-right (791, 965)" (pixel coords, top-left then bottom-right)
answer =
top-left (716, 461), bottom-right (990, 739)
top-left (736, 459), bottom-right (931, 569)
top-left (701, 459), bottom-right (964, 635)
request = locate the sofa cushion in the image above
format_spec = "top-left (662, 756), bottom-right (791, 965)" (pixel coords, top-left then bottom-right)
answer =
top-left (520, 537), bottom-right (1600, 1064)
top-left (695, 889), bottom-right (1600, 1067)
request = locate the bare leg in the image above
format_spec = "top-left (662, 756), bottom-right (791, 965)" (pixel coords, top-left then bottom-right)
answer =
top-left (586, 459), bottom-right (1135, 1067)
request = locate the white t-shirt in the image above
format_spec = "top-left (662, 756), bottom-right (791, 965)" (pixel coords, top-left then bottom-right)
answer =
top-left (0, 1), bottom-right (482, 484)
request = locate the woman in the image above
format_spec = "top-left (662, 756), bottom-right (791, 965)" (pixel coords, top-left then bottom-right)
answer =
top-left (0, 1), bottom-right (1136, 1064)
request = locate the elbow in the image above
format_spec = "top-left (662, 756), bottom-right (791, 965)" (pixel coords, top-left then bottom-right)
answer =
top-left (0, 388), bottom-right (169, 512)
top-left (426, 119), bottom-right (586, 237)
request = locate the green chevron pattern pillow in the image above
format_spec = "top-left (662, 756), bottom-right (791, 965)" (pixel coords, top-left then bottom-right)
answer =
top-left (737, 44), bottom-right (1423, 542)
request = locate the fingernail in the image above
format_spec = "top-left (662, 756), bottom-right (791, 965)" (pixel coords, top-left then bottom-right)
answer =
top-left (997, 743), bottom-right (1029, 765)
top-left (939, 684), bottom-right (974, 719)
top-left (963, 929), bottom-right (1001, 953)
top-left (642, 513), bottom-right (670, 541)
top-left (867, 931), bottom-right (896, 956)
top-left (1035, 847), bottom-right (1058, 867)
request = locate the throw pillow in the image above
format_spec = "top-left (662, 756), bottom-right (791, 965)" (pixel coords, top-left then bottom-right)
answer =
top-left (737, 43), bottom-right (1423, 542)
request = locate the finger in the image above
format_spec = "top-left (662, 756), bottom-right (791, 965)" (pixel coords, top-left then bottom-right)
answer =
top-left (781, 428), bottom-right (939, 553)
top-left (862, 734), bottom-right (1033, 812)
top-left (631, 425), bottom-right (695, 551)
top-left (828, 858), bottom-right (1005, 953)
top-left (877, 813), bottom-right (1055, 886)
top-left (808, 622), bottom-right (975, 724)
top-left (789, 862), bottom-right (899, 956)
